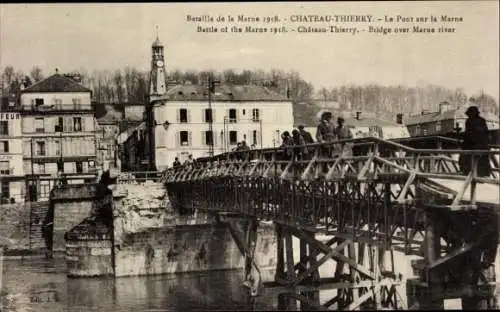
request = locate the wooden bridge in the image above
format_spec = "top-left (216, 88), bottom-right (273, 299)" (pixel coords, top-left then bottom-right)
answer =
top-left (163, 136), bottom-right (500, 310)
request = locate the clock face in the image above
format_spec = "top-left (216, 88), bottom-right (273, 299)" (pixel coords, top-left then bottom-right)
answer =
top-left (156, 60), bottom-right (164, 67)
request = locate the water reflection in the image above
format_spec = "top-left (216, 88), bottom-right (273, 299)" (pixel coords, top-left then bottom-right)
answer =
top-left (2, 258), bottom-right (277, 312)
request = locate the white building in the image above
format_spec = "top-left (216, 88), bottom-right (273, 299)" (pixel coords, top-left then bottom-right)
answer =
top-left (144, 35), bottom-right (294, 170)
top-left (0, 97), bottom-right (24, 203)
top-left (20, 72), bottom-right (97, 200)
top-left (152, 84), bottom-right (294, 170)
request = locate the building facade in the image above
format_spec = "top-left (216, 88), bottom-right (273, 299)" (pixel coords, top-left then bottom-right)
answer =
top-left (301, 111), bottom-right (410, 142)
top-left (152, 84), bottom-right (294, 170)
top-left (0, 96), bottom-right (25, 203)
top-left (20, 73), bottom-right (98, 200)
top-left (405, 101), bottom-right (500, 137)
top-left (96, 105), bottom-right (121, 171)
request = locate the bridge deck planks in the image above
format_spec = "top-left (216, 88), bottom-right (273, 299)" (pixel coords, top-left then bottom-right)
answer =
top-left (428, 178), bottom-right (500, 207)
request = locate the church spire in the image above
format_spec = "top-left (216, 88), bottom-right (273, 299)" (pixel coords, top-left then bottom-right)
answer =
top-left (152, 25), bottom-right (163, 48)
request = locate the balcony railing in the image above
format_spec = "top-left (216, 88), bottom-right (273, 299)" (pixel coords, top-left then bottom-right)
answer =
top-left (22, 104), bottom-right (92, 112)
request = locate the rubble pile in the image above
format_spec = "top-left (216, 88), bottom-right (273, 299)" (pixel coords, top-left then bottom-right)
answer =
top-left (113, 181), bottom-right (176, 242)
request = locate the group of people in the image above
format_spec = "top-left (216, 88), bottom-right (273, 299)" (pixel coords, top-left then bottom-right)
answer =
top-left (170, 106), bottom-right (493, 178)
top-left (278, 111), bottom-right (354, 160)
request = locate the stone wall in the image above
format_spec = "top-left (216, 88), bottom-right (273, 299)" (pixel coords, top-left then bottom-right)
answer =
top-left (0, 203), bottom-right (30, 251)
top-left (53, 200), bottom-right (94, 253)
top-left (61, 181), bottom-right (278, 279)
top-left (66, 225), bottom-right (114, 277)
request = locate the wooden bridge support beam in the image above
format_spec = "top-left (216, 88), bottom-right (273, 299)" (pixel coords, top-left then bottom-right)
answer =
top-left (270, 223), bottom-right (403, 310)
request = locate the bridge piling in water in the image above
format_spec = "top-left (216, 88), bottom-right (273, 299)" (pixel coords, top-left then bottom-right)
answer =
top-left (164, 135), bottom-right (500, 310)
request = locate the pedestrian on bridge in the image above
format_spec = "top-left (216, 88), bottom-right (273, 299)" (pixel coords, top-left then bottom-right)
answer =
top-left (292, 129), bottom-right (307, 161)
top-left (298, 125), bottom-right (314, 160)
top-left (459, 106), bottom-right (491, 177)
top-left (335, 116), bottom-right (354, 156)
top-left (316, 111), bottom-right (336, 174)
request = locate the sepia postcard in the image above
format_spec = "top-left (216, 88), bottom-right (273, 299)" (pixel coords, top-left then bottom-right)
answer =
top-left (0, 2), bottom-right (499, 312)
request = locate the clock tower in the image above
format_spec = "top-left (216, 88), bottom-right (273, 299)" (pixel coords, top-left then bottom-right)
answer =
top-left (149, 35), bottom-right (167, 97)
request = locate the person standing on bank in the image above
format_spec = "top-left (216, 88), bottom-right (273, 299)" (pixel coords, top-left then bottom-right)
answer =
top-left (459, 106), bottom-right (491, 177)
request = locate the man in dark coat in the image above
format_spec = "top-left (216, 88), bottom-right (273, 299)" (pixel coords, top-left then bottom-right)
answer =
top-left (459, 106), bottom-right (491, 177)
top-left (298, 125), bottom-right (314, 144)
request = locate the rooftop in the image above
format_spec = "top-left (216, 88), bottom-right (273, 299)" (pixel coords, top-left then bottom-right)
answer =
top-left (155, 83), bottom-right (290, 102)
top-left (21, 73), bottom-right (91, 94)
top-left (97, 105), bottom-right (123, 124)
top-left (405, 105), bottom-right (500, 125)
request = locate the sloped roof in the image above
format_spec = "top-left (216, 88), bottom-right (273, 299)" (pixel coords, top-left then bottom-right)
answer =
top-left (157, 83), bottom-right (289, 102)
top-left (117, 121), bottom-right (147, 144)
top-left (124, 105), bottom-right (144, 122)
top-left (405, 106), bottom-right (499, 125)
top-left (21, 74), bottom-right (91, 93)
top-left (293, 103), bottom-right (398, 128)
top-left (97, 105), bottom-right (123, 124)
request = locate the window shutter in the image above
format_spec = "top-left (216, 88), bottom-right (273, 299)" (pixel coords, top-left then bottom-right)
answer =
top-left (188, 131), bottom-right (192, 146)
top-left (201, 131), bottom-right (205, 146)
top-left (176, 131), bottom-right (181, 147)
top-left (176, 109), bottom-right (180, 123)
top-left (81, 117), bottom-right (86, 131)
top-left (187, 109), bottom-right (191, 123)
top-left (213, 131), bottom-right (217, 147)
top-left (212, 109), bottom-right (216, 123)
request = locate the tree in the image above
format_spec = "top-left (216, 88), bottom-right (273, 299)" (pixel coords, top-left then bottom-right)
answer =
top-left (113, 70), bottom-right (125, 103)
top-left (29, 66), bottom-right (44, 83)
top-left (2, 66), bottom-right (15, 93)
top-left (23, 76), bottom-right (33, 88)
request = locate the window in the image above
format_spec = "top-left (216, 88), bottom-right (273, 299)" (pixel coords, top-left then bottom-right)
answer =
top-left (179, 131), bottom-right (189, 146)
top-left (55, 140), bottom-right (61, 156)
top-left (252, 109), bottom-right (260, 122)
top-left (0, 141), bottom-right (8, 153)
top-left (205, 131), bottom-right (213, 145)
top-left (204, 109), bottom-right (213, 123)
top-left (76, 161), bottom-right (83, 173)
top-left (1, 181), bottom-right (9, 199)
top-left (35, 98), bottom-right (44, 106)
top-left (415, 125), bottom-right (421, 136)
top-left (57, 160), bottom-right (64, 172)
top-left (0, 161), bottom-right (10, 175)
top-left (72, 98), bottom-right (82, 108)
top-left (35, 141), bottom-right (46, 156)
top-left (73, 117), bottom-right (82, 131)
top-left (34, 163), bottom-right (45, 174)
top-left (229, 131), bottom-right (237, 145)
top-left (35, 118), bottom-right (45, 132)
top-left (179, 109), bottom-right (188, 123)
top-left (252, 130), bottom-right (258, 146)
top-left (228, 109), bottom-right (237, 123)
top-left (0, 121), bottom-right (8, 135)
top-left (242, 109), bottom-right (246, 115)
top-left (55, 117), bottom-right (63, 132)
top-left (54, 99), bottom-right (62, 109)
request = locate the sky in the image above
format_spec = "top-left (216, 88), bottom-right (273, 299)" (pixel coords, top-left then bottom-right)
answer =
top-left (1, 2), bottom-right (499, 99)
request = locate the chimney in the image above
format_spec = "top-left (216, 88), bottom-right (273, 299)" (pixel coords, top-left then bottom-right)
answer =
top-left (396, 113), bottom-right (403, 124)
top-left (439, 101), bottom-right (450, 114)
top-left (356, 111), bottom-right (361, 120)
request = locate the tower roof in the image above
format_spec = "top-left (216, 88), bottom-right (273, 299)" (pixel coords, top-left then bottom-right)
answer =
top-left (152, 36), bottom-right (163, 48)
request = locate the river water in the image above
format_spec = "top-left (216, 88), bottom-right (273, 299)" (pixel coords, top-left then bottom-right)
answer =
top-left (2, 240), bottom-right (495, 311)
